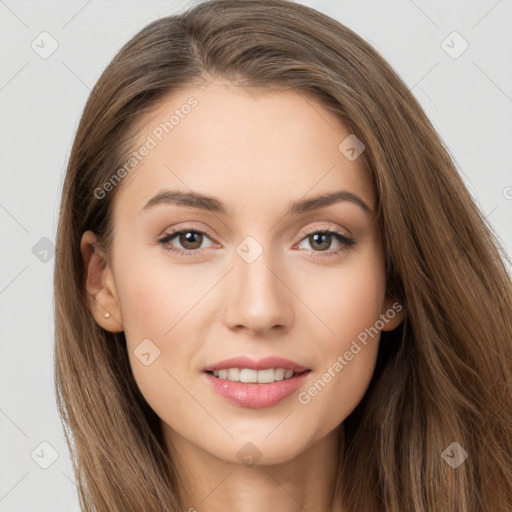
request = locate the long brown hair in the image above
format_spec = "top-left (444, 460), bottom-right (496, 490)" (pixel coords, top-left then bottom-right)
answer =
top-left (54, 0), bottom-right (512, 510)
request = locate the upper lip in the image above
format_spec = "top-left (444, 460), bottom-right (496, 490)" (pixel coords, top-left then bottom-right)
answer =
top-left (203, 356), bottom-right (310, 372)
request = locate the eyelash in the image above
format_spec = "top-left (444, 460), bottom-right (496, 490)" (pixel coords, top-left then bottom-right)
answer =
top-left (156, 226), bottom-right (356, 260)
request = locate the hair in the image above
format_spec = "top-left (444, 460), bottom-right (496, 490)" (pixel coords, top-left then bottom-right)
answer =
top-left (53, 0), bottom-right (512, 510)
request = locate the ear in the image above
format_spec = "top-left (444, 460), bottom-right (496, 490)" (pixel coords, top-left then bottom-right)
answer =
top-left (80, 230), bottom-right (124, 332)
top-left (380, 290), bottom-right (405, 332)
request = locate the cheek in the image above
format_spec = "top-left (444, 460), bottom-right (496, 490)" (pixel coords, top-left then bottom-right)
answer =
top-left (296, 252), bottom-right (386, 430)
top-left (112, 250), bottom-right (211, 409)
top-left (115, 248), bottom-right (194, 339)
top-left (118, 276), bottom-right (171, 338)
top-left (112, 253), bottom-right (180, 380)
top-left (311, 248), bottom-right (386, 349)
top-left (298, 343), bottom-right (379, 440)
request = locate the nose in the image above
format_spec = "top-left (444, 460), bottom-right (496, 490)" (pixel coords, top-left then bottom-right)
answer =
top-left (222, 245), bottom-right (294, 336)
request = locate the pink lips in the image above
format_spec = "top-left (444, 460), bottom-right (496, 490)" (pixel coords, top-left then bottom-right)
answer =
top-left (203, 355), bottom-right (311, 408)
top-left (203, 355), bottom-right (308, 372)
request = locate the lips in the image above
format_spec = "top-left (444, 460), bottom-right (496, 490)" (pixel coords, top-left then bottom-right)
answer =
top-left (203, 355), bottom-right (309, 373)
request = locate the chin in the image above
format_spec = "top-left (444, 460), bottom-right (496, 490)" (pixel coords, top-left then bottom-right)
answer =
top-left (206, 433), bottom-right (311, 468)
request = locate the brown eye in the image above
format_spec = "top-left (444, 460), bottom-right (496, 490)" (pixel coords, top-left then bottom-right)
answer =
top-left (308, 232), bottom-right (333, 251)
top-left (177, 231), bottom-right (203, 250)
top-left (158, 228), bottom-right (214, 255)
top-left (299, 229), bottom-right (356, 258)
top-left (297, 229), bottom-right (354, 254)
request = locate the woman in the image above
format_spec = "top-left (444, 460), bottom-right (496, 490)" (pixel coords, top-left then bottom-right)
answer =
top-left (54, 0), bottom-right (512, 510)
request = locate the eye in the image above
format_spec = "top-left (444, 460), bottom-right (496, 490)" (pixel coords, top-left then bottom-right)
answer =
top-left (295, 227), bottom-right (355, 258)
top-left (157, 228), bottom-right (215, 255)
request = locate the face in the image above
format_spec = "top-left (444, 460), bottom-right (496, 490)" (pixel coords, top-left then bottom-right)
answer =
top-left (82, 81), bottom-right (404, 466)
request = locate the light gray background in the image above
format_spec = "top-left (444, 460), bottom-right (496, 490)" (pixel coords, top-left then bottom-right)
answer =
top-left (1, 0), bottom-right (511, 510)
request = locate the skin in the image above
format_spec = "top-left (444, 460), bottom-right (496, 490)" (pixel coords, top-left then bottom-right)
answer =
top-left (81, 80), bottom-right (405, 512)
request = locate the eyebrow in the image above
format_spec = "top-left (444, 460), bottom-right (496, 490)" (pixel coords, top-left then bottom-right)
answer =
top-left (140, 189), bottom-right (372, 215)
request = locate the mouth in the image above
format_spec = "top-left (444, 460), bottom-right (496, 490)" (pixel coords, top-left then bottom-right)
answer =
top-left (202, 356), bottom-right (312, 408)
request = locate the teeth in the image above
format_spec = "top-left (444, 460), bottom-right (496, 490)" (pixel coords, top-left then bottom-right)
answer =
top-left (274, 368), bottom-right (285, 381)
top-left (228, 368), bottom-right (240, 381)
top-left (257, 369), bottom-right (274, 383)
top-left (240, 369), bottom-right (258, 383)
top-left (211, 368), bottom-right (300, 383)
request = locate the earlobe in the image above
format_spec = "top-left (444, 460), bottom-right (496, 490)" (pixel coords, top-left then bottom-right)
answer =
top-left (380, 291), bottom-right (406, 332)
top-left (80, 230), bottom-right (124, 332)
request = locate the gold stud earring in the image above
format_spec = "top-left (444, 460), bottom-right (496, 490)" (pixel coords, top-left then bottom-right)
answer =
top-left (103, 312), bottom-right (111, 318)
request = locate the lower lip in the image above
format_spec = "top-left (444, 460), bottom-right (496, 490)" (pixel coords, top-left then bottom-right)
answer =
top-left (203, 371), bottom-right (310, 408)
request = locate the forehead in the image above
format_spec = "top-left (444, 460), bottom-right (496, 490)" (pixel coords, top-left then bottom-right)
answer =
top-left (114, 81), bottom-right (375, 220)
